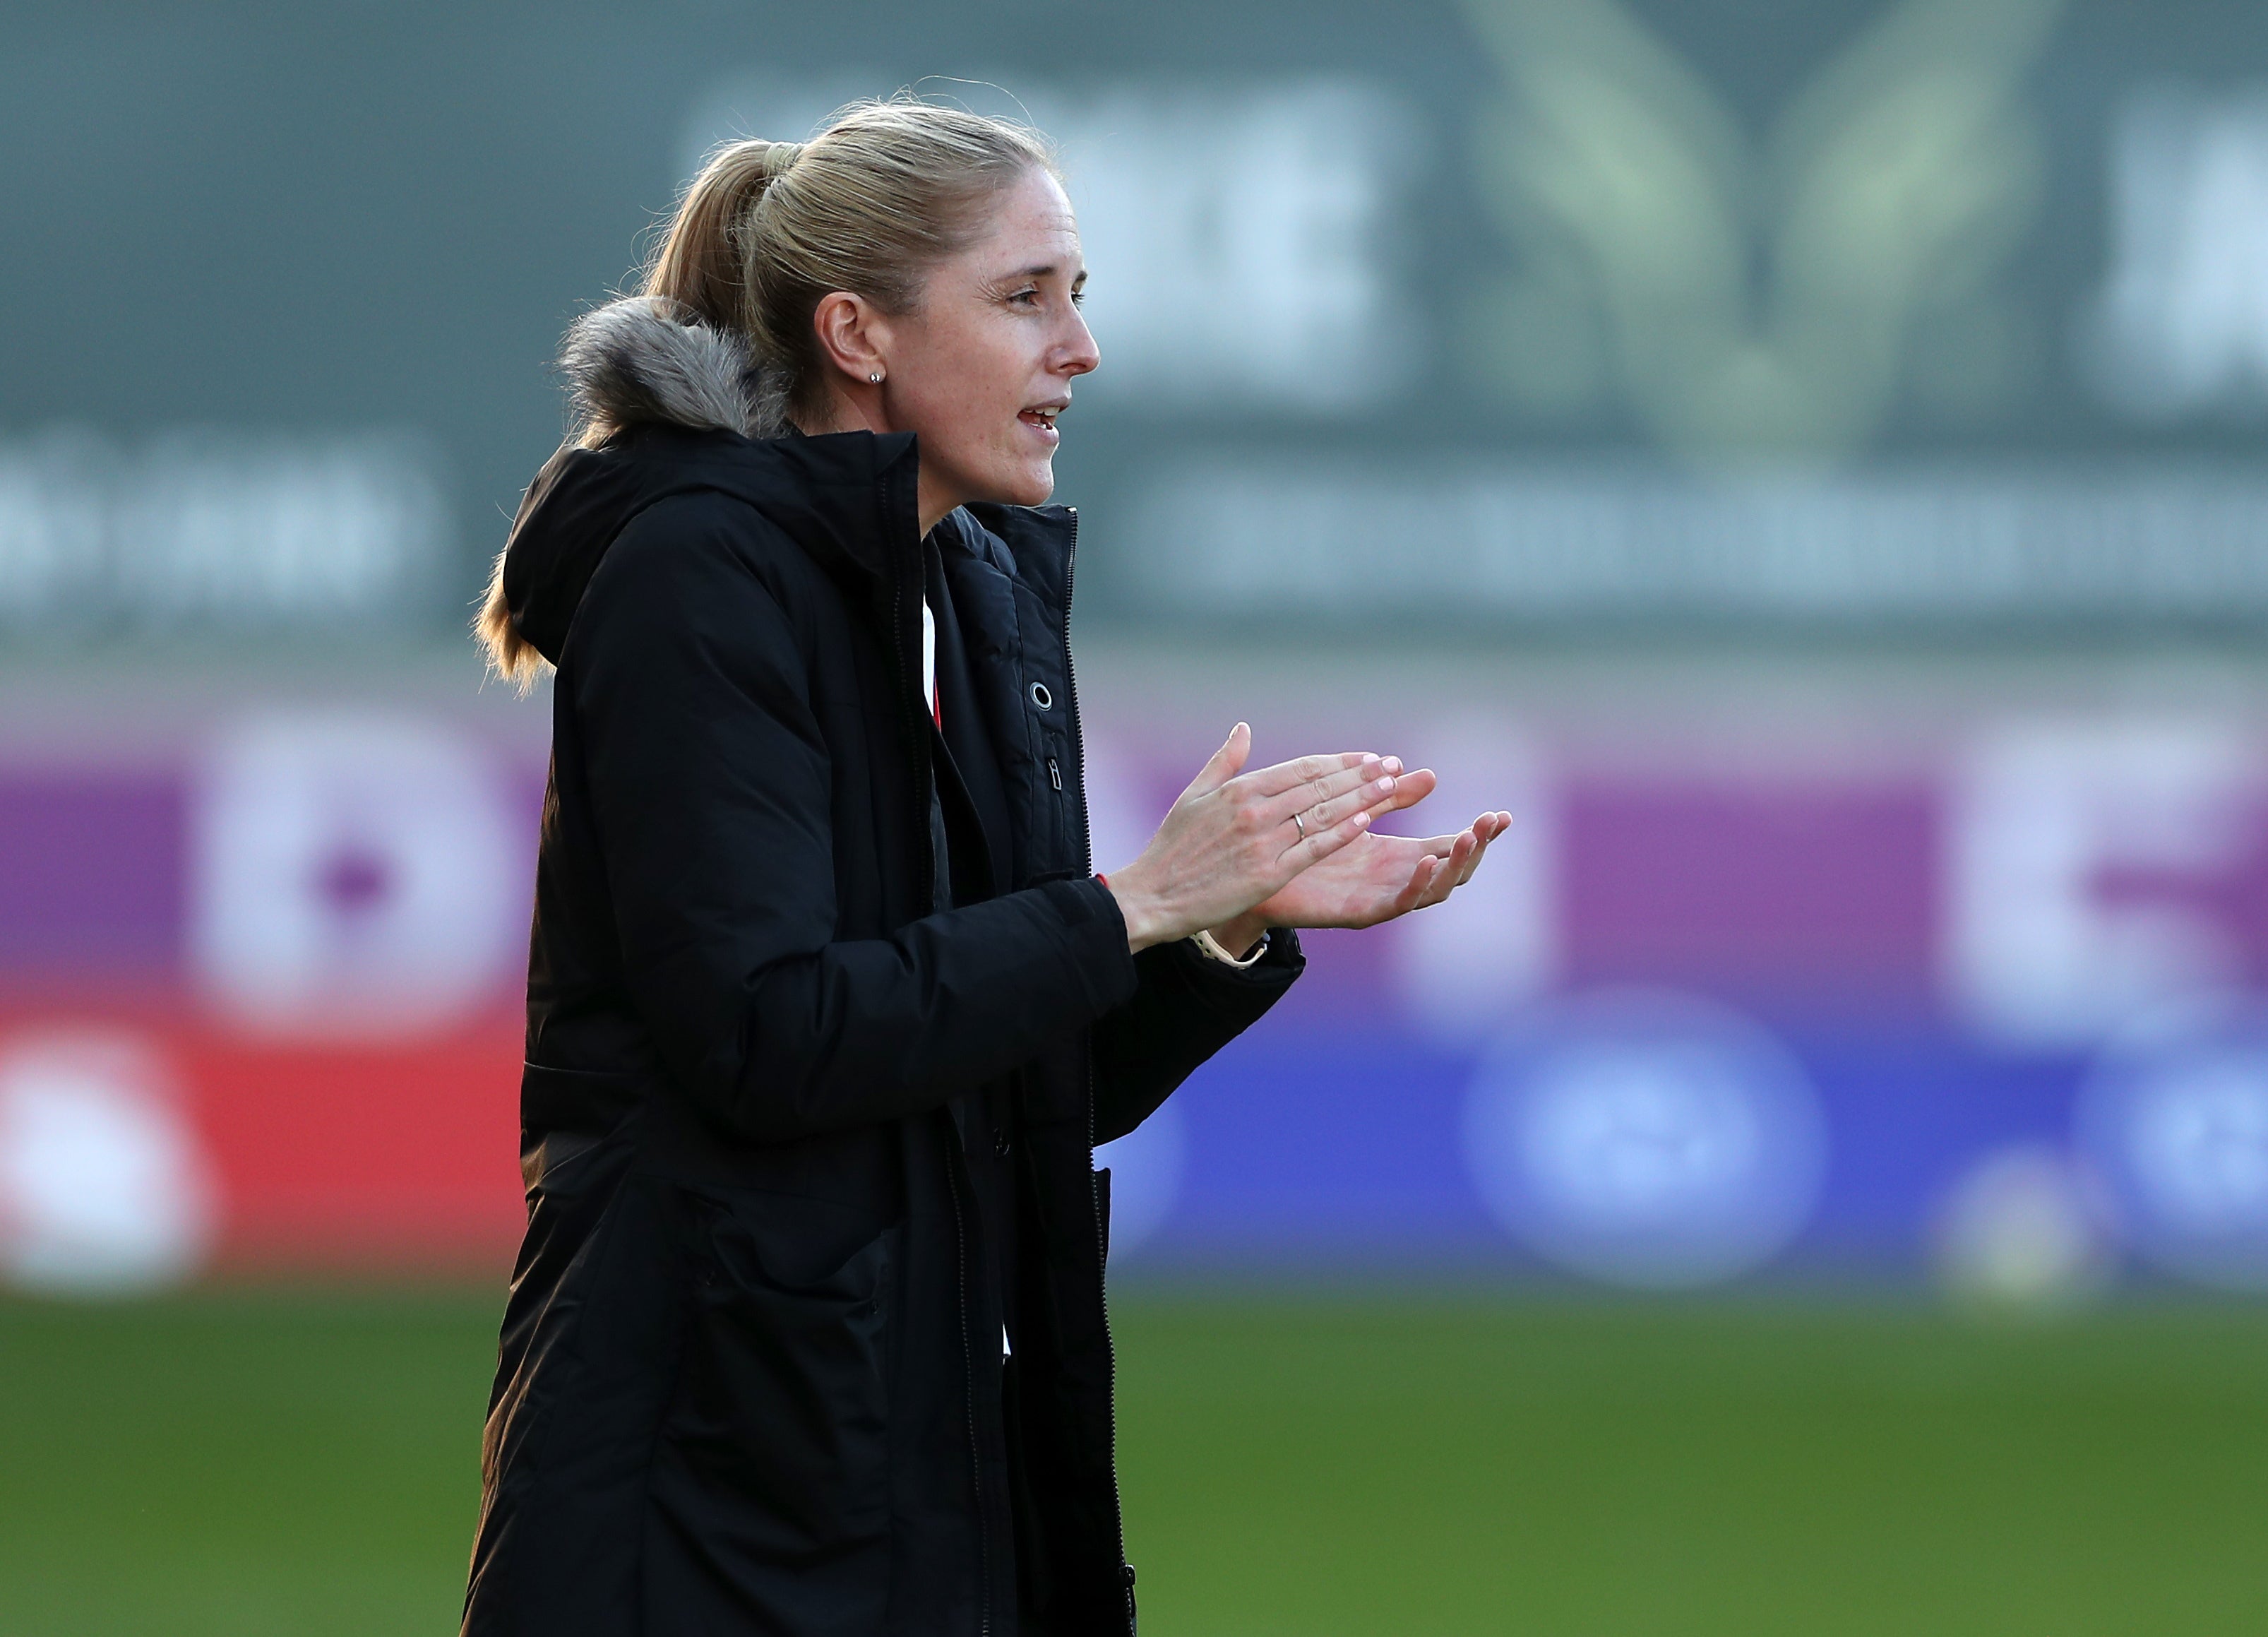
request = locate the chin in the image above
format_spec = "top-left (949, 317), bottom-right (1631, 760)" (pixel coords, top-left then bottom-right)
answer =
top-left (992, 463), bottom-right (1056, 508)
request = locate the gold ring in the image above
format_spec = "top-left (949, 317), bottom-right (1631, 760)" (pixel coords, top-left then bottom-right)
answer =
top-left (1292, 811), bottom-right (1308, 840)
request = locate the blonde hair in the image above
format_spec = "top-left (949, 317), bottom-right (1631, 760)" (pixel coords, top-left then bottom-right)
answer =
top-left (479, 95), bottom-right (1055, 686)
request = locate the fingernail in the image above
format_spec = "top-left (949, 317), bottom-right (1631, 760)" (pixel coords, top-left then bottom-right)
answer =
top-left (1375, 777), bottom-right (1395, 792)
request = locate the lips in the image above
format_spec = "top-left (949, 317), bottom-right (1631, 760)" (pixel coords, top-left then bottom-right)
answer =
top-left (1018, 400), bottom-right (1066, 440)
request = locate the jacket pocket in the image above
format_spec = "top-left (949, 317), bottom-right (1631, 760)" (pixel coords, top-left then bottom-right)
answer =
top-left (518, 1061), bottom-right (643, 1197)
top-left (645, 1187), bottom-right (899, 1623)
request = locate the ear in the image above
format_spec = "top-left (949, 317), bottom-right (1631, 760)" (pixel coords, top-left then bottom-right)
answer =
top-left (811, 291), bottom-right (892, 390)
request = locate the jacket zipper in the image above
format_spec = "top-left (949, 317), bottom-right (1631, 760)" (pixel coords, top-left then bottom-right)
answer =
top-left (897, 485), bottom-right (985, 1633)
top-left (1062, 508), bottom-right (1091, 879)
top-left (893, 510), bottom-right (936, 917)
top-left (1086, 1052), bottom-right (1135, 1633)
top-left (946, 1141), bottom-right (992, 1637)
top-left (1062, 511), bottom-right (1135, 1633)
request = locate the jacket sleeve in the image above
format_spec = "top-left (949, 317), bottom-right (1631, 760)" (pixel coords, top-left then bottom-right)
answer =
top-left (567, 496), bottom-right (1140, 1142)
top-left (1090, 927), bottom-right (1303, 1146)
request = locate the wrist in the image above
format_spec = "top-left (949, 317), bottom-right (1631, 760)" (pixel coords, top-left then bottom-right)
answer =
top-left (1205, 912), bottom-right (1270, 961)
top-left (1099, 871), bottom-right (1172, 953)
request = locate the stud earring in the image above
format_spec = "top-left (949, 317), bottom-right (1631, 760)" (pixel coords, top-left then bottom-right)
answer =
top-left (869, 371), bottom-right (883, 384)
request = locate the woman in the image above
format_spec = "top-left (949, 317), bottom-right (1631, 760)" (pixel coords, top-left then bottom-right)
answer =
top-left (465, 99), bottom-right (1508, 1636)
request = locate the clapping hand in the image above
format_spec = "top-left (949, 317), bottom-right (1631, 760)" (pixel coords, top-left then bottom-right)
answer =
top-left (1102, 724), bottom-right (1509, 958)
top-left (1250, 782), bottom-right (1511, 931)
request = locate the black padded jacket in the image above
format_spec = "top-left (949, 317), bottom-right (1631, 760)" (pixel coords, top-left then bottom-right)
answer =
top-left (461, 302), bottom-right (1301, 1637)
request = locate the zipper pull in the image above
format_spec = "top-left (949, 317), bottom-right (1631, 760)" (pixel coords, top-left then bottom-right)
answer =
top-left (1046, 757), bottom-right (1063, 791)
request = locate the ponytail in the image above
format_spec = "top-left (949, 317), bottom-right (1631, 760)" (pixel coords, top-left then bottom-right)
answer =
top-left (645, 139), bottom-right (801, 335)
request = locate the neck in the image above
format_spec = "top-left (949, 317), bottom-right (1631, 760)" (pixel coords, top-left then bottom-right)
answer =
top-left (798, 390), bottom-right (955, 537)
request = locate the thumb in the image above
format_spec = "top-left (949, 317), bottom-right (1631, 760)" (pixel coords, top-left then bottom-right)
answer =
top-left (1185, 721), bottom-right (1251, 798)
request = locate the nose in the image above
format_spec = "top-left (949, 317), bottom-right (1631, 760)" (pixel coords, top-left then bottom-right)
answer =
top-left (1058, 308), bottom-right (1099, 379)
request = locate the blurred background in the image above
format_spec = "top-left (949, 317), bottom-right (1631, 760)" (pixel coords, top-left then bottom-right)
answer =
top-left (6, 0), bottom-right (2268, 1631)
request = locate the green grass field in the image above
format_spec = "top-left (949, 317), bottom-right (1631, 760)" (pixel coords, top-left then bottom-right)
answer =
top-left (1, 1289), bottom-right (2264, 1635)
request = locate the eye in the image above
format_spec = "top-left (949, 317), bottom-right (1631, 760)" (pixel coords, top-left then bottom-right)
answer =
top-left (1070, 287), bottom-right (1086, 309)
top-left (1008, 285), bottom-right (1042, 307)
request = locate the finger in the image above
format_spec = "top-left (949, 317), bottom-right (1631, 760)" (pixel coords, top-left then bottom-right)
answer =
top-left (1270, 759), bottom-right (1436, 831)
top-left (1252, 757), bottom-right (1387, 821)
top-left (1242, 750), bottom-right (1387, 801)
top-left (1282, 801), bottom-right (1375, 872)
top-left (1450, 830), bottom-right (1489, 890)
top-left (1388, 816), bottom-right (1508, 920)
top-left (1449, 813), bottom-right (1513, 889)
top-left (1375, 766), bottom-right (1438, 818)
top-left (1392, 852), bottom-right (1446, 915)
top-left (1419, 832), bottom-right (1479, 907)
top-left (1464, 811), bottom-right (1513, 869)
top-left (1445, 815), bottom-right (1496, 887)
top-left (1283, 766), bottom-right (1405, 833)
top-left (1417, 811), bottom-right (1507, 869)
top-left (1184, 722), bottom-right (1251, 799)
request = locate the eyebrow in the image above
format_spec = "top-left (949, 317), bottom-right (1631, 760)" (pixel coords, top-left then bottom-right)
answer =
top-left (1000, 262), bottom-right (1087, 285)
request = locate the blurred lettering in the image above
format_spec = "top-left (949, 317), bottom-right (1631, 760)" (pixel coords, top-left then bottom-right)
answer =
top-left (0, 429), bottom-right (446, 631)
top-left (1944, 723), bottom-right (2265, 1048)
top-left (2086, 84), bottom-right (2268, 418)
top-left (1125, 460), bottom-right (2268, 621)
top-left (1048, 81), bottom-right (1421, 412)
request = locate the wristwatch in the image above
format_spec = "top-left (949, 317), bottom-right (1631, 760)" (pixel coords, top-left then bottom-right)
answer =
top-left (1189, 927), bottom-right (1270, 968)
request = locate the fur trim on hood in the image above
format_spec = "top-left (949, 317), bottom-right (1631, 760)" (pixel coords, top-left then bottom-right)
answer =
top-left (478, 298), bottom-right (794, 685)
top-left (558, 296), bottom-right (791, 445)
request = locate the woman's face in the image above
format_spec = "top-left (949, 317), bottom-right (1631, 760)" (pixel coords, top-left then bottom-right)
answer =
top-left (869, 168), bottom-right (1100, 520)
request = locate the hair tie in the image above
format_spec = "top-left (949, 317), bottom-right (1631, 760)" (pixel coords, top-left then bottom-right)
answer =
top-left (761, 141), bottom-right (804, 181)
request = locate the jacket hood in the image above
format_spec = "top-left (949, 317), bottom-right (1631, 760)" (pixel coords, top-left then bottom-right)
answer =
top-left (497, 297), bottom-right (921, 667)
